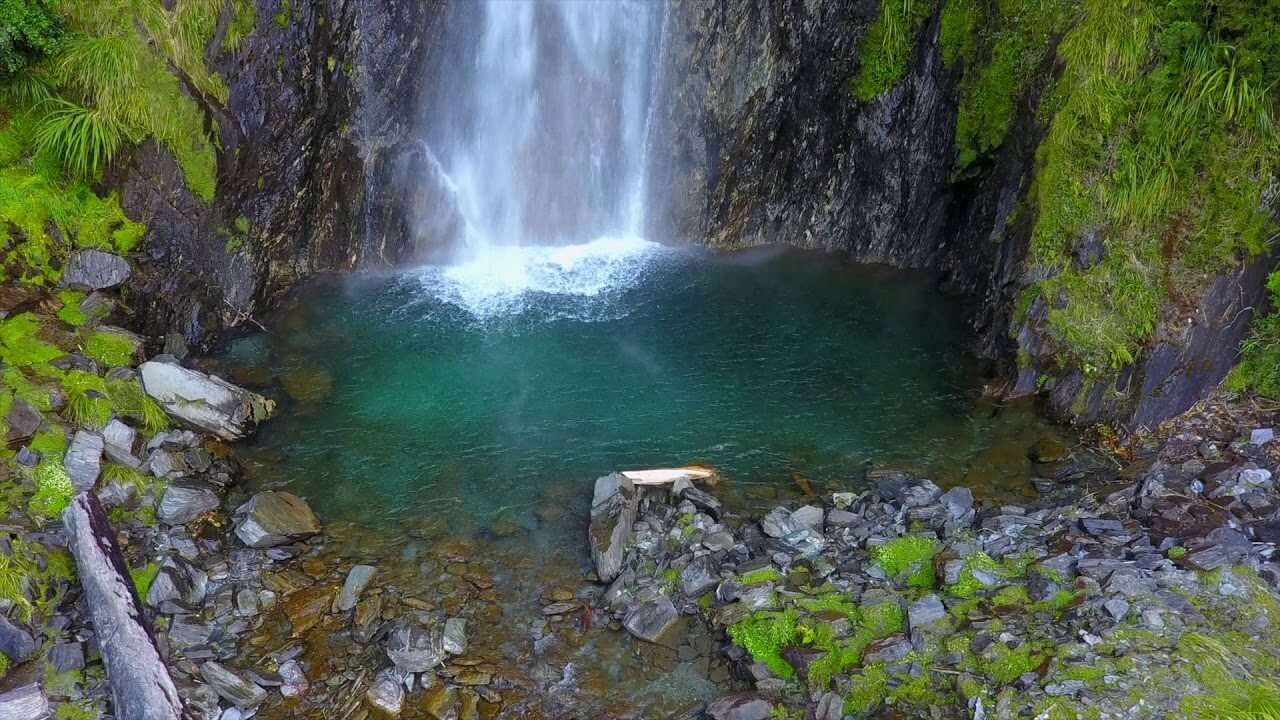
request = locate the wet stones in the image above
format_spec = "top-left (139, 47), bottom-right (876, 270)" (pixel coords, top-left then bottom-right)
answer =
top-left (589, 473), bottom-right (639, 583)
top-left (443, 617), bottom-right (468, 655)
top-left (759, 507), bottom-right (798, 538)
top-left (201, 662), bottom-right (267, 708)
top-left (681, 556), bottom-right (720, 598)
top-left (705, 694), bottom-right (772, 720)
top-left (386, 620), bottom-right (447, 673)
top-left (339, 564), bottom-right (377, 611)
top-left (365, 672), bottom-right (405, 718)
top-left (233, 491), bottom-right (321, 548)
top-left (622, 597), bottom-right (678, 644)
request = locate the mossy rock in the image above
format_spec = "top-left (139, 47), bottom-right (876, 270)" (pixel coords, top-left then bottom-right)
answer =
top-left (280, 366), bottom-right (334, 403)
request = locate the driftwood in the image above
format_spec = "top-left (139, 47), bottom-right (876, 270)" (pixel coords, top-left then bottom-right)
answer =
top-left (619, 466), bottom-right (717, 486)
top-left (63, 493), bottom-right (187, 720)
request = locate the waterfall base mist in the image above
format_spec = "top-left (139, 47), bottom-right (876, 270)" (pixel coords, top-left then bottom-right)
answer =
top-left (220, 244), bottom-right (1063, 531)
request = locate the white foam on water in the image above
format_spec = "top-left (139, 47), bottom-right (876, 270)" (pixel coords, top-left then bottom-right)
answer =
top-left (408, 235), bottom-right (670, 322)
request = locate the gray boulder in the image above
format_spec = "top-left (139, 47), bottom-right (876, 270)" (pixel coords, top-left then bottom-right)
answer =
top-left (623, 597), bottom-right (678, 643)
top-left (760, 507), bottom-right (798, 538)
top-left (589, 473), bottom-right (639, 583)
top-left (681, 556), bottom-right (720, 597)
top-left (706, 694), bottom-right (771, 720)
top-left (64, 431), bottom-right (104, 492)
top-left (61, 249), bottom-right (131, 290)
top-left (790, 505), bottom-right (824, 532)
top-left (233, 491), bottom-right (320, 548)
top-left (0, 615), bottom-right (36, 663)
top-left (140, 361), bottom-right (275, 441)
top-left (201, 661), bottom-right (266, 708)
top-left (158, 481), bottom-right (221, 525)
top-left (908, 594), bottom-right (947, 631)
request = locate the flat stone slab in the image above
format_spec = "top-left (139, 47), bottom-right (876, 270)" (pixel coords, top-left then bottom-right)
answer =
top-left (233, 491), bottom-right (321, 548)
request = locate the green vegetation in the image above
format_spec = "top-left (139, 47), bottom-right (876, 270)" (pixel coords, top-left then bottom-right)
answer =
top-left (942, 0), bottom-right (1077, 173)
top-left (738, 566), bottom-right (783, 586)
top-left (728, 609), bottom-right (800, 679)
top-left (81, 329), bottom-right (135, 367)
top-left (28, 457), bottom-right (74, 520)
top-left (129, 560), bottom-right (160, 598)
top-left (1021, 0), bottom-right (1280, 373)
top-left (871, 536), bottom-right (939, 588)
top-left (0, 0), bottom-right (64, 74)
top-left (0, 0), bottom-right (251, 290)
top-left (851, 0), bottom-right (934, 101)
top-left (1180, 633), bottom-right (1280, 719)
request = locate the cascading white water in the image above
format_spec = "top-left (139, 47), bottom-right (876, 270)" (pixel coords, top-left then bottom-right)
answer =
top-left (413, 1), bottom-right (668, 316)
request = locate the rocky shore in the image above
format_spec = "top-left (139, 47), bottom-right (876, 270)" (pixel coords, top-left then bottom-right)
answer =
top-left (5, 256), bottom-right (1280, 720)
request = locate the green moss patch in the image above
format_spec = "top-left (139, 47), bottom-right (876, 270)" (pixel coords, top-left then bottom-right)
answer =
top-left (728, 610), bottom-right (800, 679)
top-left (81, 330), bottom-right (137, 368)
top-left (850, 0), bottom-right (935, 101)
top-left (871, 536), bottom-right (939, 588)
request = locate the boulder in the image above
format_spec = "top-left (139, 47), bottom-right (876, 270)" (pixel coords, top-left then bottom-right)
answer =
top-left (589, 473), bottom-right (639, 583)
top-left (338, 565), bottom-right (377, 611)
top-left (760, 507), bottom-right (798, 538)
top-left (680, 486), bottom-right (723, 520)
top-left (233, 491), bottom-right (321, 548)
top-left (706, 694), bottom-right (772, 720)
top-left (139, 361), bottom-right (275, 441)
top-left (790, 505), bottom-right (824, 532)
top-left (0, 615), bottom-right (36, 663)
top-left (61, 249), bottom-right (131, 290)
top-left (157, 481), bottom-right (221, 525)
top-left (0, 684), bottom-right (48, 720)
top-left (681, 556), bottom-right (720, 597)
top-left (386, 620), bottom-right (446, 673)
top-left (101, 418), bottom-right (137, 454)
top-left (4, 398), bottom-right (41, 444)
top-left (908, 594), bottom-right (947, 631)
top-left (64, 431), bottom-right (104, 492)
top-left (623, 597), bottom-right (678, 643)
top-left (201, 662), bottom-right (267, 708)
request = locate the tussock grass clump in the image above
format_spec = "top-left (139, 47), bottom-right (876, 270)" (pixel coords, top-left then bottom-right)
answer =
top-left (1023, 0), bottom-right (1280, 373)
top-left (851, 0), bottom-right (935, 102)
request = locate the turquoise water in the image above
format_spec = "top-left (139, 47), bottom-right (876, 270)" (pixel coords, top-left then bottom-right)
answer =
top-left (222, 242), bottom-right (1057, 532)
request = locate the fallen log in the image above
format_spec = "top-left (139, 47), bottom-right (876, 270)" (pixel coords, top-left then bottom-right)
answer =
top-left (620, 466), bottom-right (717, 486)
top-left (63, 493), bottom-right (187, 720)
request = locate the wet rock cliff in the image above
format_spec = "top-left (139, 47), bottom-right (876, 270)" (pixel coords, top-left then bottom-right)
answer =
top-left (108, 0), bottom-right (448, 349)
top-left (650, 0), bottom-right (1273, 430)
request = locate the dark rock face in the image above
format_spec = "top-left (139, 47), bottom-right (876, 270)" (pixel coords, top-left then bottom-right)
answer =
top-left (110, 0), bottom-right (450, 349)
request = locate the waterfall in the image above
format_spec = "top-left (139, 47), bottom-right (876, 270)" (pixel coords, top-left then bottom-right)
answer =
top-left (410, 0), bottom-right (669, 317)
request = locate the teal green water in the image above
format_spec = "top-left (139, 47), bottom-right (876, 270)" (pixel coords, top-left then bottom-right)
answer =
top-left (222, 243), bottom-right (1057, 533)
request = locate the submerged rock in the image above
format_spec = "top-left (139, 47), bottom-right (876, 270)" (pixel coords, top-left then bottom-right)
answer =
top-left (385, 620), bottom-right (446, 673)
top-left (61, 249), bottom-right (131, 290)
top-left (366, 673), bottom-right (404, 717)
top-left (339, 564), bottom-right (377, 611)
top-left (233, 491), bottom-right (321, 548)
top-left (140, 361), bottom-right (275, 441)
top-left (281, 366), bottom-right (335, 403)
top-left (589, 473), bottom-right (639, 583)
